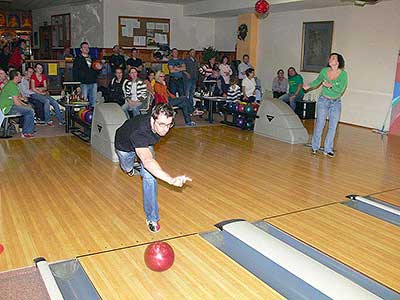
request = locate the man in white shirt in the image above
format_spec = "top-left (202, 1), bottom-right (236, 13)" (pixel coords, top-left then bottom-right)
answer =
top-left (18, 66), bottom-right (45, 123)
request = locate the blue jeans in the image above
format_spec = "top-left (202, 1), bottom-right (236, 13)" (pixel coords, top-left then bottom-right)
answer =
top-left (121, 102), bottom-right (145, 119)
top-left (30, 93), bottom-right (64, 123)
top-left (116, 147), bottom-right (159, 222)
top-left (168, 96), bottom-right (192, 124)
top-left (81, 83), bottom-right (97, 107)
top-left (9, 105), bottom-right (35, 134)
top-left (312, 96), bottom-right (342, 153)
top-left (185, 78), bottom-right (197, 111)
top-left (169, 77), bottom-right (185, 97)
top-left (279, 93), bottom-right (304, 110)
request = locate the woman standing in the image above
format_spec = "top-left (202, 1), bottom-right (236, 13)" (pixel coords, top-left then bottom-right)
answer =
top-left (303, 53), bottom-right (348, 158)
top-left (219, 55), bottom-right (233, 85)
top-left (272, 69), bottom-right (288, 99)
top-left (30, 63), bottom-right (64, 126)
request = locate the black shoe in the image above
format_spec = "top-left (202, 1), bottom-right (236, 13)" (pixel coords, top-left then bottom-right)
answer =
top-left (311, 149), bottom-right (318, 155)
top-left (324, 151), bottom-right (335, 158)
top-left (146, 220), bottom-right (160, 233)
top-left (126, 169), bottom-right (136, 176)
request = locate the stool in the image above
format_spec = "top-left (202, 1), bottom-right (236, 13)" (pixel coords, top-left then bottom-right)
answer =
top-left (1, 113), bottom-right (22, 138)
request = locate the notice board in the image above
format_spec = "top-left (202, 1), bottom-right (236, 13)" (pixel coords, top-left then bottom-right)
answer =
top-left (118, 16), bottom-right (170, 49)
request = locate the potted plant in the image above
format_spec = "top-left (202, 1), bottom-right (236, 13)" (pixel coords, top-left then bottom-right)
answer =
top-left (202, 46), bottom-right (218, 62)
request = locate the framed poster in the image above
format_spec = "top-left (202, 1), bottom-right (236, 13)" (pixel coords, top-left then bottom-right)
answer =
top-left (301, 21), bottom-right (334, 73)
top-left (7, 13), bottom-right (20, 28)
top-left (0, 12), bottom-right (6, 27)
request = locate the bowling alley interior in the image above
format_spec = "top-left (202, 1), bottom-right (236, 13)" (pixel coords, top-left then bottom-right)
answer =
top-left (0, 0), bottom-right (400, 299)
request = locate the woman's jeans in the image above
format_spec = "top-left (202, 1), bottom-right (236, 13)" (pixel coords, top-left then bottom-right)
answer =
top-left (312, 95), bottom-right (342, 153)
top-left (116, 147), bottom-right (159, 222)
top-left (30, 93), bottom-right (64, 123)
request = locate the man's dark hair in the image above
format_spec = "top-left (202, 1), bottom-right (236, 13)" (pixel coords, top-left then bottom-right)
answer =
top-left (171, 48), bottom-right (178, 52)
top-left (245, 68), bottom-right (254, 77)
top-left (287, 67), bottom-right (297, 77)
top-left (328, 53), bottom-right (345, 69)
top-left (9, 69), bottom-right (20, 80)
top-left (243, 54), bottom-right (249, 59)
top-left (80, 41), bottom-right (89, 48)
top-left (26, 66), bottom-right (34, 72)
top-left (114, 67), bottom-right (123, 74)
top-left (277, 69), bottom-right (284, 75)
top-left (131, 47), bottom-right (137, 52)
top-left (151, 103), bottom-right (175, 120)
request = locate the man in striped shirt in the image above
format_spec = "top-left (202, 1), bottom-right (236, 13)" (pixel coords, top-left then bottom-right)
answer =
top-left (122, 68), bottom-right (148, 118)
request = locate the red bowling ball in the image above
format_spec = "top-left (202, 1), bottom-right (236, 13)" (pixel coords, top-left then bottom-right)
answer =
top-left (144, 241), bottom-right (175, 272)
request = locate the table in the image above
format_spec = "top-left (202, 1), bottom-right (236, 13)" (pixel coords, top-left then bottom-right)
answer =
top-left (194, 94), bottom-right (226, 123)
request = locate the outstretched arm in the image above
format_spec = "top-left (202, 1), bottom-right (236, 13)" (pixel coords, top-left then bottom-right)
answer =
top-left (136, 147), bottom-right (192, 187)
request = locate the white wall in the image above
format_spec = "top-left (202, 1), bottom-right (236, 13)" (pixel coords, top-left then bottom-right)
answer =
top-left (257, 0), bottom-right (400, 128)
top-left (103, 0), bottom-right (215, 50)
top-left (32, 0), bottom-right (104, 48)
top-left (215, 17), bottom-right (237, 51)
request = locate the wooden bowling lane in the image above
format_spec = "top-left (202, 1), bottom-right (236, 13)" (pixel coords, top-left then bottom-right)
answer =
top-left (268, 204), bottom-right (400, 293)
top-left (369, 188), bottom-right (400, 207)
top-left (78, 235), bottom-right (284, 300)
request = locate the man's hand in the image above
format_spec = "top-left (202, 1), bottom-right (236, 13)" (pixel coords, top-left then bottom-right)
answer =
top-left (303, 83), bottom-right (310, 90)
top-left (170, 175), bottom-right (192, 187)
top-left (322, 81), bottom-right (332, 88)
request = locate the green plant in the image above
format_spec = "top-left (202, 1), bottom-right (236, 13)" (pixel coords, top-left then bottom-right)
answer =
top-left (202, 46), bottom-right (219, 62)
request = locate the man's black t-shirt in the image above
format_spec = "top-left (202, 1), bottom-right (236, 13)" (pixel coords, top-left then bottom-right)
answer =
top-left (115, 115), bottom-right (160, 152)
top-left (126, 57), bottom-right (143, 69)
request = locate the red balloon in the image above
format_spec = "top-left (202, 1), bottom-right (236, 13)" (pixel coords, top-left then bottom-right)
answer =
top-left (0, 243), bottom-right (4, 254)
top-left (255, 0), bottom-right (270, 14)
top-left (144, 242), bottom-right (175, 272)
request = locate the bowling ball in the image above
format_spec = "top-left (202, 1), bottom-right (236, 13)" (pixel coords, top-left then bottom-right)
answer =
top-left (252, 103), bottom-right (259, 113)
top-left (81, 109), bottom-right (89, 122)
top-left (232, 103), bottom-right (239, 112)
top-left (238, 104), bottom-right (245, 113)
top-left (245, 120), bottom-right (254, 130)
top-left (78, 108), bottom-right (85, 119)
top-left (92, 61), bottom-right (103, 71)
top-left (245, 104), bottom-right (253, 114)
top-left (144, 242), bottom-right (175, 272)
top-left (85, 111), bottom-right (93, 123)
top-left (236, 117), bottom-right (245, 128)
top-left (225, 102), bottom-right (233, 111)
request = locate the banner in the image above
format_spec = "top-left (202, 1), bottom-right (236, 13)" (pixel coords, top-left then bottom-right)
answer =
top-left (389, 51), bottom-right (400, 135)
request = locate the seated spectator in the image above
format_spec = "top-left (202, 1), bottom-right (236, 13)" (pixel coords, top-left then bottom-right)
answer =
top-left (121, 67), bottom-right (148, 118)
top-left (18, 66), bottom-right (45, 123)
top-left (0, 68), bottom-right (8, 92)
top-left (279, 67), bottom-right (304, 110)
top-left (154, 71), bottom-right (195, 127)
top-left (205, 64), bottom-right (228, 97)
top-left (0, 69), bottom-right (35, 138)
top-left (238, 54), bottom-right (253, 82)
top-left (199, 57), bottom-right (216, 81)
top-left (144, 70), bottom-right (155, 96)
top-left (226, 77), bottom-right (242, 102)
top-left (242, 68), bottom-right (257, 103)
top-left (0, 47), bottom-right (10, 71)
top-left (272, 69), bottom-right (288, 99)
top-left (108, 67), bottom-right (125, 106)
top-left (30, 63), bottom-right (64, 126)
top-left (8, 40), bottom-right (26, 70)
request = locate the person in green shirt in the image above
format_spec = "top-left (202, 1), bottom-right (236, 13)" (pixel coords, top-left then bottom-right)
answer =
top-left (0, 69), bottom-right (35, 137)
top-left (303, 53), bottom-right (348, 158)
top-left (279, 67), bottom-right (304, 110)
